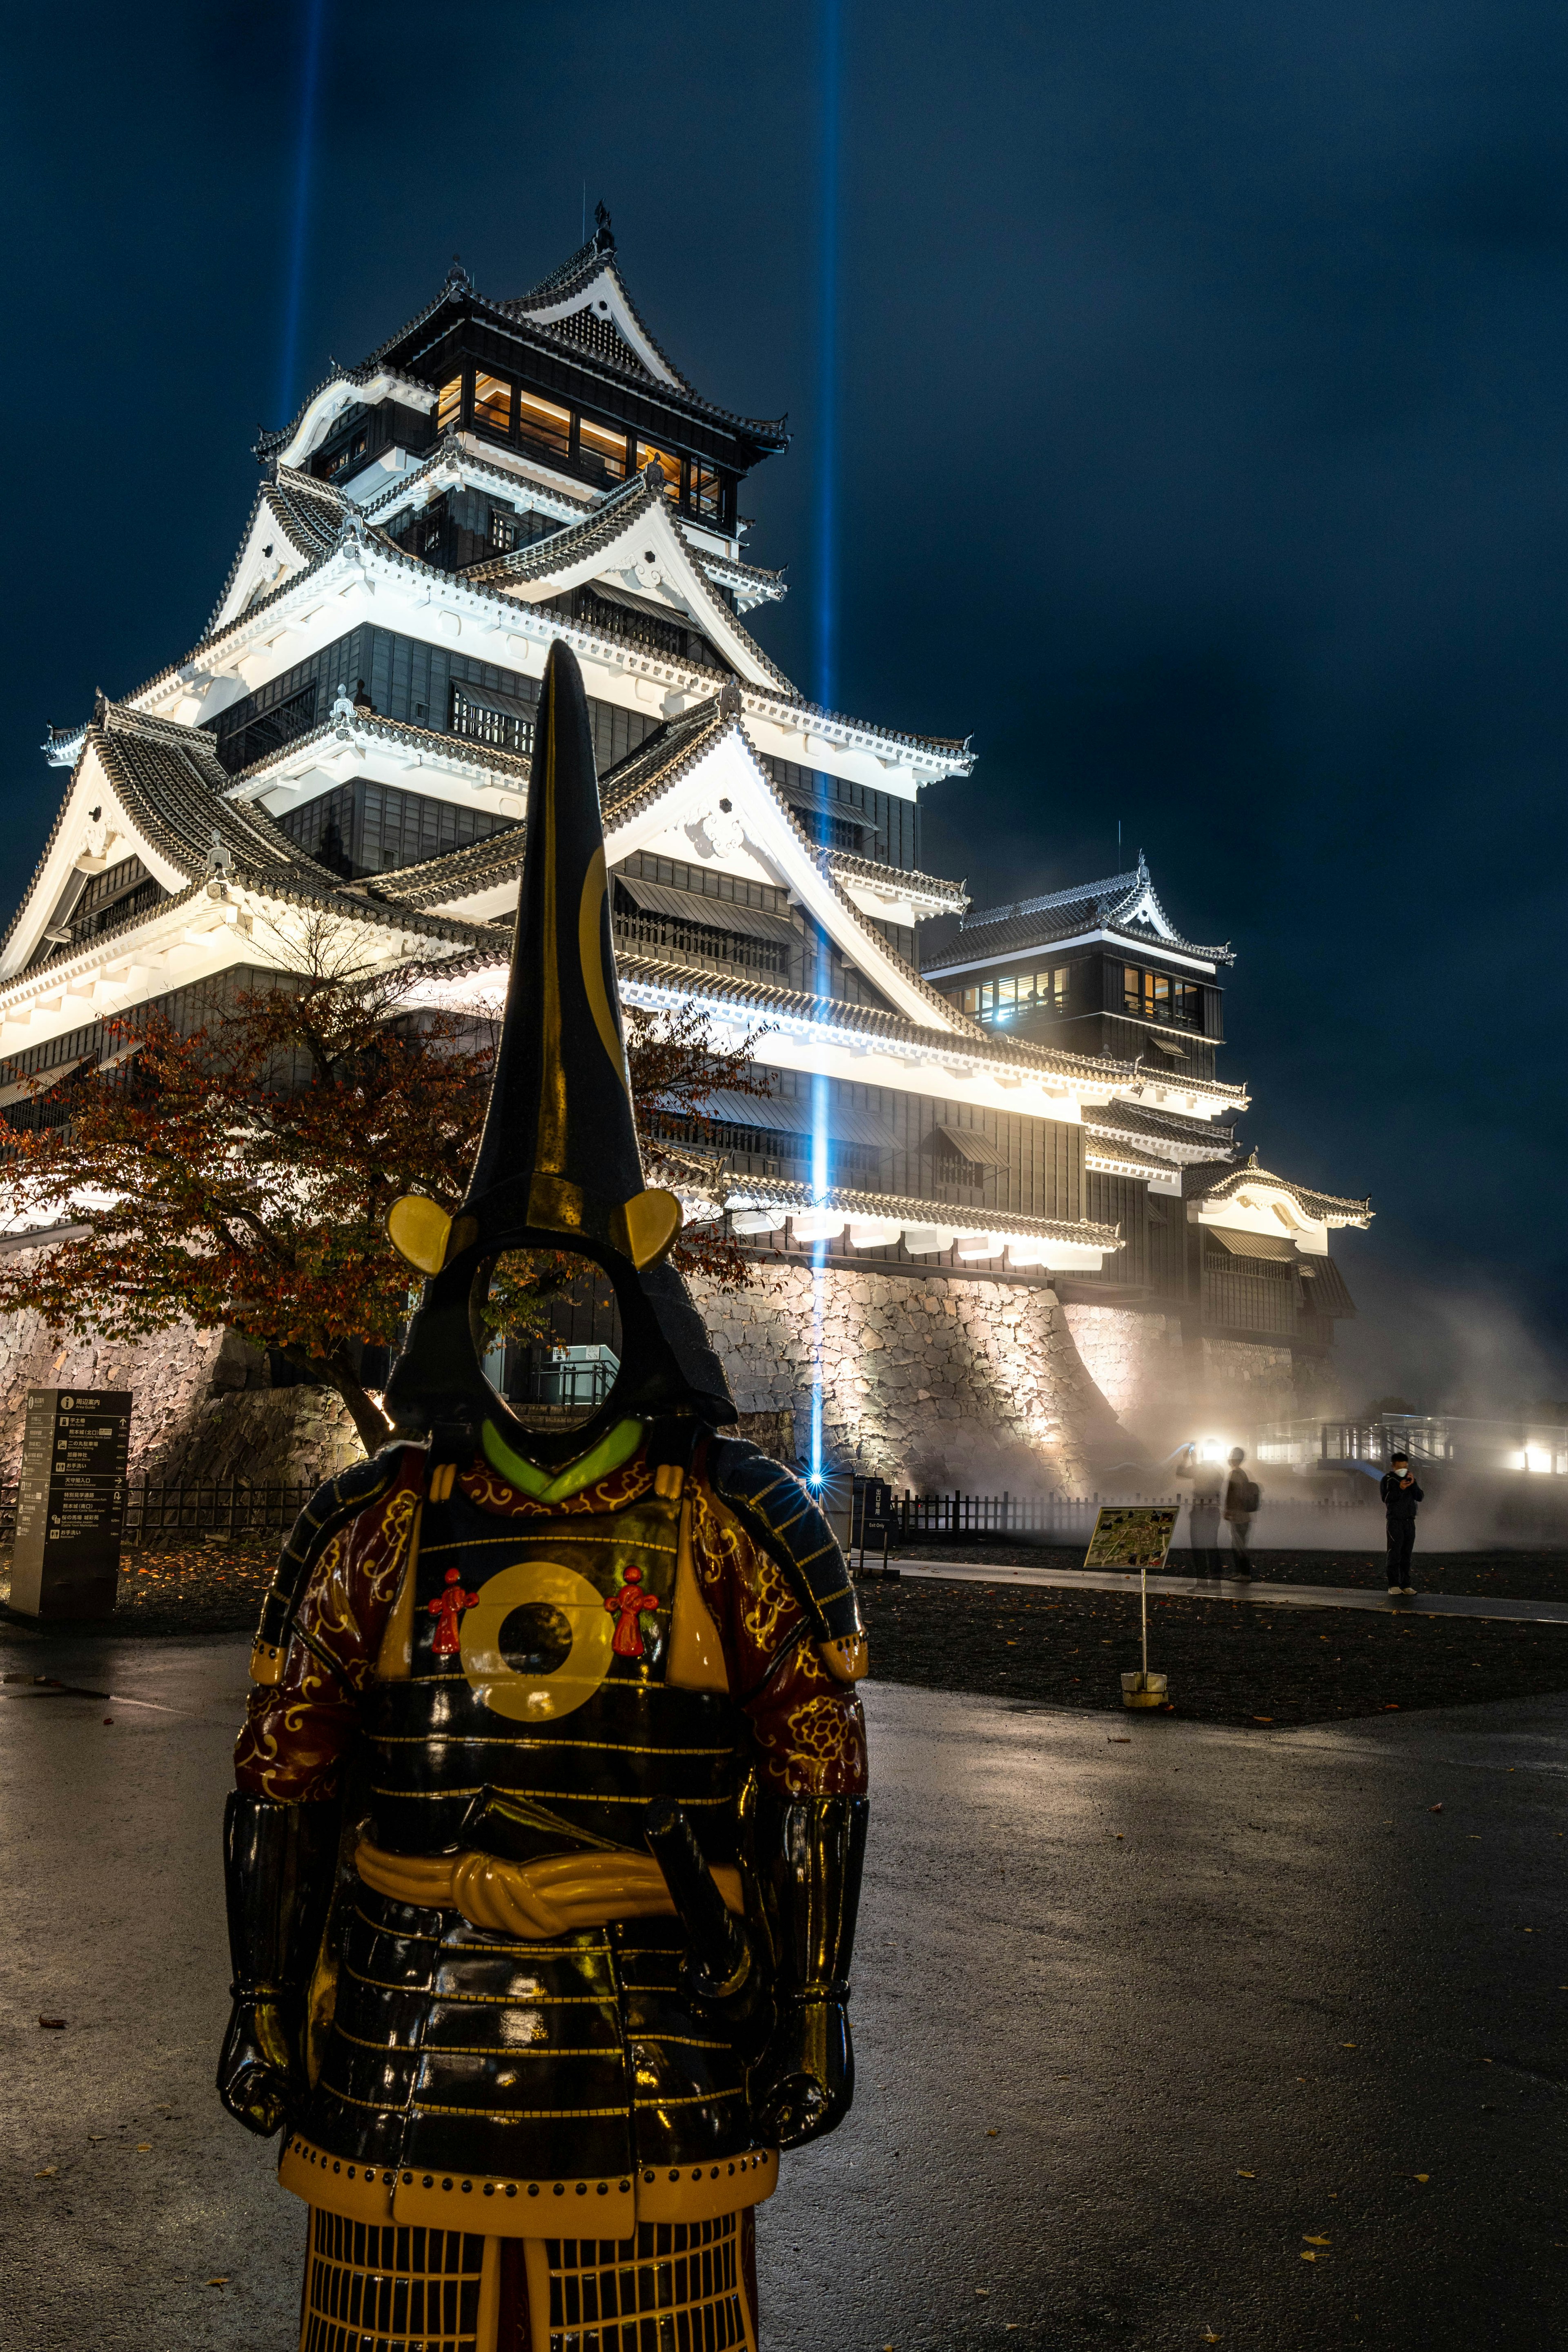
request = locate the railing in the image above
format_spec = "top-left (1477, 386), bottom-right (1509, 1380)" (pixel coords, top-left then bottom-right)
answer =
top-left (0, 1478), bottom-right (315, 1541)
top-left (612, 913), bottom-right (791, 981)
top-left (849, 1484), bottom-right (1376, 1550)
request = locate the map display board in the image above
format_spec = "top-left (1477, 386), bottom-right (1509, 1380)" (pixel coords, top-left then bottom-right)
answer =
top-left (9, 1389), bottom-right (131, 1618)
top-left (1083, 1504), bottom-right (1179, 1571)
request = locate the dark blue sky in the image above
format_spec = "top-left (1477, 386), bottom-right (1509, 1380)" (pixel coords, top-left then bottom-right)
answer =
top-left (4, 1), bottom-right (1566, 1405)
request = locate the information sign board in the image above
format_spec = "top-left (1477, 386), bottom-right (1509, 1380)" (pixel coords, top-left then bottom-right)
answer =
top-left (9, 1388), bottom-right (131, 1618)
top-left (1082, 1504), bottom-right (1179, 1571)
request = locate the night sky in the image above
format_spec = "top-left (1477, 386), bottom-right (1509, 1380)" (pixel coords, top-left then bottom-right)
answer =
top-left (4, 2), bottom-right (1566, 1408)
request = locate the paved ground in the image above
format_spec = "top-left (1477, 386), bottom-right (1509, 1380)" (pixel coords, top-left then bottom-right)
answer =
top-left (2, 1629), bottom-right (1565, 2350)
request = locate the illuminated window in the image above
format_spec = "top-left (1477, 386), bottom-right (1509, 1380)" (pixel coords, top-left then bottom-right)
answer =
top-left (517, 390), bottom-right (571, 461)
top-left (994, 976), bottom-right (1017, 1022)
top-left (961, 984), bottom-right (979, 1014)
top-left (472, 374), bottom-right (512, 437)
top-left (327, 430), bottom-right (367, 477)
top-left (1033, 964), bottom-right (1071, 1011)
top-left (1123, 964), bottom-right (1199, 1026)
top-left (689, 463), bottom-right (724, 519)
top-left (435, 376), bottom-right (463, 432)
top-left (637, 442), bottom-right (681, 497)
top-left (578, 415), bottom-right (631, 483)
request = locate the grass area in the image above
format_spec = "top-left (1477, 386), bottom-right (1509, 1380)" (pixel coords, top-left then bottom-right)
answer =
top-left (858, 1572), bottom-right (1568, 1724)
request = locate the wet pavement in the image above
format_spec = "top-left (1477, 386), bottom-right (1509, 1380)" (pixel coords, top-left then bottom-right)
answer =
top-left (2, 1630), bottom-right (1564, 2350)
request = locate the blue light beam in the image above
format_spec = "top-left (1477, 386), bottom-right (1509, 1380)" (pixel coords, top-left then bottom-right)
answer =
top-left (807, 0), bottom-right (843, 1497)
top-left (277, 0), bottom-right (329, 422)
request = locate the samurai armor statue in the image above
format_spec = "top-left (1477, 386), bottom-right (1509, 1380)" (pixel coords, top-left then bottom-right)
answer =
top-left (218, 641), bottom-right (869, 2352)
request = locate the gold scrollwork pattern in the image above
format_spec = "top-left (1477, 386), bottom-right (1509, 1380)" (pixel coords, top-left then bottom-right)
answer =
top-left (458, 1459), bottom-right (653, 1519)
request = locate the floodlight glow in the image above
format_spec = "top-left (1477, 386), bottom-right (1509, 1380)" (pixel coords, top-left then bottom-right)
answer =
top-left (1526, 1446), bottom-right (1553, 1474)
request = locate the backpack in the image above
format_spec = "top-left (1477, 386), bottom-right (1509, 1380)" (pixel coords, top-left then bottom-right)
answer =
top-left (1233, 1474), bottom-right (1260, 1514)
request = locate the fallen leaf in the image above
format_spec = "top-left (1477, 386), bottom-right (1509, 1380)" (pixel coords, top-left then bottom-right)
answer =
top-left (1252, 1715), bottom-right (1274, 1723)
top-left (136, 2142), bottom-right (151, 2152)
top-left (1300, 2250), bottom-right (1318, 2262)
top-left (1109, 1736), bottom-right (1131, 1743)
top-left (1428, 1803), bottom-right (1443, 1813)
top-left (1303, 2235), bottom-right (1331, 2245)
top-left (102, 1717), bottom-right (114, 1726)
top-left (975, 2286), bottom-right (991, 2296)
top-left (38, 2018), bottom-right (67, 2030)
top-left (34, 2166), bottom-right (58, 2179)
top-left (205, 2277), bottom-right (229, 2287)
top-left (1414, 2174), bottom-right (1430, 2183)
top-left (1341, 2043), bottom-right (1356, 2049)
top-left (1237, 2168), bottom-right (1256, 2178)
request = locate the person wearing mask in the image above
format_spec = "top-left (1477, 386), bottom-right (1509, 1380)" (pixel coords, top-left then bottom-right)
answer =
top-left (1381, 1450), bottom-right (1424, 1595)
top-left (1223, 1446), bottom-right (1261, 1579)
top-left (1175, 1444), bottom-right (1224, 1579)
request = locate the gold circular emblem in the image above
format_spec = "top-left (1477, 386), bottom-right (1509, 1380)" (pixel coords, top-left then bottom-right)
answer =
top-left (459, 1560), bottom-right (615, 1722)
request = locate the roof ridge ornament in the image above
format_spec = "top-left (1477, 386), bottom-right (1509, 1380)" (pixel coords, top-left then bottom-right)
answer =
top-left (205, 826), bottom-right (232, 879)
top-left (593, 200), bottom-right (615, 254)
top-left (443, 253), bottom-right (472, 294)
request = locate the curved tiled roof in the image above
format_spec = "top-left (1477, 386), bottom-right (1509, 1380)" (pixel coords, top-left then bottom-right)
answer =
top-left (1082, 1098), bottom-right (1239, 1161)
top-left (257, 245), bottom-right (788, 466)
top-left (232, 704), bottom-right (537, 794)
top-left (715, 1174), bottom-right (1122, 1254)
top-left (1186, 1154), bottom-right (1372, 1225)
top-left (460, 467), bottom-right (798, 699)
top-left (927, 851), bottom-right (1231, 970)
top-left (827, 848), bottom-right (968, 914)
top-left (206, 469), bottom-right (353, 634)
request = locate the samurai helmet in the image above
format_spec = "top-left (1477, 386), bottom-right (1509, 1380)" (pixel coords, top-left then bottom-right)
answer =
top-left (383, 640), bottom-right (733, 1455)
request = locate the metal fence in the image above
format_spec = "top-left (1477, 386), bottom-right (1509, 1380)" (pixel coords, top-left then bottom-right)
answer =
top-left (0, 1479), bottom-right (314, 1542)
top-left (850, 1482), bottom-right (1376, 1551)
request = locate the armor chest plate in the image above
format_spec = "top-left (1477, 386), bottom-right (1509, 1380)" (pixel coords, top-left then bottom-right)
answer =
top-left (362, 1479), bottom-right (744, 1859)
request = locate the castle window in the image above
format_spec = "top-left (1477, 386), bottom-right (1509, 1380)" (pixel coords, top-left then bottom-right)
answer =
top-left (960, 964), bottom-right (1072, 1022)
top-left (1124, 964), bottom-right (1199, 1026)
top-left (489, 508), bottom-right (519, 552)
top-left (637, 442), bottom-right (681, 497)
top-left (578, 414), bottom-right (631, 484)
top-left (518, 391), bottom-right (572, 462)
top-left (435, 375), bottom-right (463, 432)
top-left (327, 430), bottom-right (367, 477)
top-left (688, 463), bottom-right (724, 520)
top-left (472, 373), bottom-right (512, 437)
top-left (450, 680), bottom-right (535, 760)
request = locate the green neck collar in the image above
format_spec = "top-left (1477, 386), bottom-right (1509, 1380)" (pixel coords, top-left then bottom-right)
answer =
top-left (480, 1414), bottom-right (644, 1503)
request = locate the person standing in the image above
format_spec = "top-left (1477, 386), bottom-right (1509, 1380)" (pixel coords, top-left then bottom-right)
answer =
top-left (1223, 1446), bottom-right (1261, 1579)
top-left (1381, 1450), bottom-right (1424, 1595)
top-left (1176, 1445), bottom-right (1224, 1578)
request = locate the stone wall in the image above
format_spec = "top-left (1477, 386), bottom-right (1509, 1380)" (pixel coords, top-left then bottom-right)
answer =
top-left (687, 1263), bottom-right (1137, 1491)
top-left (0, 1299), bottom-right (361, 1492)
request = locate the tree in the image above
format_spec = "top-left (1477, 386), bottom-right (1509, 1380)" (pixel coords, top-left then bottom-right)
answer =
top-left (0, 931), bottom-right (769, 1456)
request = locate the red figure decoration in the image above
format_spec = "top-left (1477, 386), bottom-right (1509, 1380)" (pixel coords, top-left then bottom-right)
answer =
top-left (605, 1564), bottom-right (660, 1659)
top-left (428, 1565), bottom-right (479, 1655)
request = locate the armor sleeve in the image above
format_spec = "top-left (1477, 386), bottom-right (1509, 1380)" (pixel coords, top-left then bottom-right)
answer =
top-left (688, 1476), bottom-right (868, 1801)
top-left (702, 1437), bottom-right (864, 1646)
top-left (234, 1447), bottom-right (424, 1804)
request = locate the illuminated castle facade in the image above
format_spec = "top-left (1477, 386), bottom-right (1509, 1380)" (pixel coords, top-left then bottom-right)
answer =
top-left (4, 210), bottom-right (1370, 1484)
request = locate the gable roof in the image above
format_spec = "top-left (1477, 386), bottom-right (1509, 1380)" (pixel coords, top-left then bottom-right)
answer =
top-left (925, 851), bottom-right (1233, 971)
top-left (208, 468), bottom-right (354, 633)
top-left (355, 687), bottom-right (979, 1036)
top-left (460, 463), bottom-right (796, 695)
top-left (256, 235), bottom-right (788, 475)
top-left (1185, 1152), bottom-right (1372, 1227)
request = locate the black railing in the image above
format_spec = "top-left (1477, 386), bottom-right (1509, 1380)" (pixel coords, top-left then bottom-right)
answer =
top-left (0, 1479), bottom-right (315, 1541)
top-left (612, 913), bottom-right (791, 980)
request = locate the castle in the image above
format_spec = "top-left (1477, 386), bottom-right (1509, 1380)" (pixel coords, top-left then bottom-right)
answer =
top-left (3, 210), bottom-right (1370, 1491)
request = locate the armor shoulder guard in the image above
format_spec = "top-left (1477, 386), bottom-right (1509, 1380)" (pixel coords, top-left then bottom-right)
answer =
top-left (704, 1438), bottom-right (865, 1678)
top-left (249, 1445), bottom-right (416, 1685)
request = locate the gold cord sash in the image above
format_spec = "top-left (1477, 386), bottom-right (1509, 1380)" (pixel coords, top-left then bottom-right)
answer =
top-left (355, 1838), bottom-right (744, 1941)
